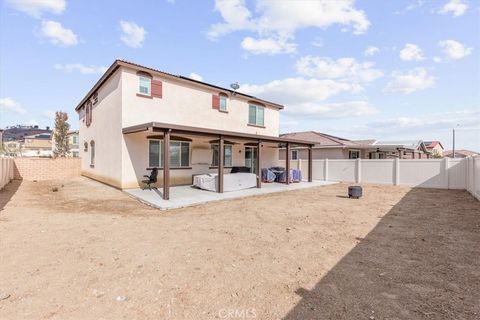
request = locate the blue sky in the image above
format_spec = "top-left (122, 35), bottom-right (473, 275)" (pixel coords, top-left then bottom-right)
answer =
top-left (0, 0), bottom-right (479, 150)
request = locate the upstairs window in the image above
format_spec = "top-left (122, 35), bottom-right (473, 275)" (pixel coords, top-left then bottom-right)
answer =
top-left (219, 94), bottom-right (227, 112)
top-left (211, 144), bottom-right (233, 167)
top-left (139, 76), bottom-right (151, 96)
top-left (248, 104), bottom-right (265, 127)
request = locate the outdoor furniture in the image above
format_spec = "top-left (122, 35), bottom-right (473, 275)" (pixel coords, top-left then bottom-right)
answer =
top-left (261, 168), bottom-right (276, 183)
top-left (231, 166), bottom-right (251, 173)
top-left (193, 173), bottom-right (256, 192)
top-left (142, 168), bottom-right (158, 190)
top-left (292, 169), bottom-right (302, 182)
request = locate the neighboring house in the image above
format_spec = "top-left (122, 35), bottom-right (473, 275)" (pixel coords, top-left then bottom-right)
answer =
top-left (51, 130), bottom-right (80, 157)
top-left (443, 150), bottom-right (479, 158)
top-left (75, 59), bottom-right (313, 198)
top-left (22, 133), bottom-right (53, 157)
top-left (68, 130), bottom-right (80, 157)
top-left (424, 141), bottom-right (444, 157)
top-left (279, 131), bottom-right (430, 160)
top-left (0, 129), bottom-right (3, 149)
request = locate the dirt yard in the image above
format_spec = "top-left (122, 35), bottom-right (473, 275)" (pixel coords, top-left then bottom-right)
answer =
top-left (0, 177), bottom-right (479, 320)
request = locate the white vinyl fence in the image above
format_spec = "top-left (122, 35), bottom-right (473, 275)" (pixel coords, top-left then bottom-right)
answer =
top-left (280, 156), bottom-right (480, 200)
top-left (0, 157), bottom-right (14, 190)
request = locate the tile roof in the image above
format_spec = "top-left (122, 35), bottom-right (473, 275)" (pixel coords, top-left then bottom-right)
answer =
top-left (280, 131), bottom-right (376, 147)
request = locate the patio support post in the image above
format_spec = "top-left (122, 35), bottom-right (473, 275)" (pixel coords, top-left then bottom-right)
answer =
top-left (256, 140), bottom-right (262, 188)
top-left (163, 129), bottom-right (170, 200)
top-left (308, 145), bottom-right (313, 182)
top-left (218, 135), bottom-right (224, 193)
top-left (285, 143), bottom-right (290, 185)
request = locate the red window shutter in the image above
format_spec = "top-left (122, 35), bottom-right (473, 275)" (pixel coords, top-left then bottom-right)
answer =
top-left (212, 94), bottom-right (220, 109)
top-left (152, 80), bottom-right (162, 98)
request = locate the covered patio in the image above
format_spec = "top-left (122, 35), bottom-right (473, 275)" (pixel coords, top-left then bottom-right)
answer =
top-left (122, 122), bottom-right (315, 201)
top-left (125, 179), bottom-right (336, 210)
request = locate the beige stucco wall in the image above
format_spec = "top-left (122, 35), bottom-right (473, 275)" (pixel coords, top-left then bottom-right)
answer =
top-left (120, 67), bottom-right (280, 137)
top-left (121, 131), bottom-right (278, 188)
top-left (79, 67), bottom-right (281, 189)
top-left (79, 70), bottom-right (124, 188)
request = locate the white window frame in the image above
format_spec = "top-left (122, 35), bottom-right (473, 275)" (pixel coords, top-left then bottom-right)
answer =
top-left (248, 104), bottom-right (265, 127)
top-left (211, 143), bottom-right (233, 167)
top-left (219, 95), bottom-right (227, 112)
top-left (148, 139), bottom-right (191, 168)
top-left (291, 150), bottom-right (299, 160)
top-left (138, 76), bottom-right (151, 96)
top-left (348, 149), bottom-right (360, 159)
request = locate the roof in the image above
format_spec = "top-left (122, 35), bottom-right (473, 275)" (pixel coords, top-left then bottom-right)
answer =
top-left (424, 140), bottom-right (444, 149)
top-left (123, 122), bottom-right (315, 146)
top-left (25, 133), bottom-right (51, 139)
top-left (443, 149), bottom-right (479, 157)
top-left (280, 131), bottom-right (376, 148)
top-left (75, 59), bottom-right (285, 111)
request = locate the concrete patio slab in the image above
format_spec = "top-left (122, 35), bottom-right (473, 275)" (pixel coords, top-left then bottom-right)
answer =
top-left (124, 180), bottom-right (337, 210)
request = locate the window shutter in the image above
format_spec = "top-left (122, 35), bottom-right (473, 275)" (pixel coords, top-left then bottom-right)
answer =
top-left (151, 80), bottom-right (162, 98)
top-left (212, 94), bottom-right (220, 109)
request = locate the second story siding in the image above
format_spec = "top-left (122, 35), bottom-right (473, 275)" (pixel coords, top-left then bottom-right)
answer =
top-left (121, 67), bottom-right (280, 137)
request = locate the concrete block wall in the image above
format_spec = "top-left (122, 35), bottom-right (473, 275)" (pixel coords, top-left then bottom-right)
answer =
top-left (13, 157), bottom-right (81, 181)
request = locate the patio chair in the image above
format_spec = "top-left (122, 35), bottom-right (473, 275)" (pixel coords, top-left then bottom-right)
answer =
top-left (142, 168), bottom-right (158, 190)
top-left (261, 168), bottom-right (276, 182)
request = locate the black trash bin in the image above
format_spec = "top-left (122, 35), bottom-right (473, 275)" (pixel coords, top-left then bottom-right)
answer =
top-left (348, 186), bottom-right (362, 199)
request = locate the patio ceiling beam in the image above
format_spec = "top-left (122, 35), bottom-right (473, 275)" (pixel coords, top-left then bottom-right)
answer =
top-left (285, 143), bottom-right (290, 185)
top-left (122, 122), bottom-right (314, 146)
top-left (163, 129), bottom-right (170, 200)
top-left (257, 140), bottom-right (261, 188)
top-left (218, 135), bottom-right (224, 193)
top-left (308, 145), bottom-right (313, 182)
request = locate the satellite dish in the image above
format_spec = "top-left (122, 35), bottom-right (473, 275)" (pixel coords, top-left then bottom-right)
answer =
top-left (230, 82), bottom-right (240, 94)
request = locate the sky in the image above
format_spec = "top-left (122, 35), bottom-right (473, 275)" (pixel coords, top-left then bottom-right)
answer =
top-left (0, 0), bottom-right (479, 151)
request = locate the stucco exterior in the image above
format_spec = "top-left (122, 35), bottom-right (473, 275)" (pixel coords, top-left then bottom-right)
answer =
top-left (78, 62), bottom-right (282, 189)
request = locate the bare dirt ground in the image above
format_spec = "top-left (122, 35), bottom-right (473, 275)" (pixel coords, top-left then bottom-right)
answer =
top-left (0, 177), bottom-right (479, 320)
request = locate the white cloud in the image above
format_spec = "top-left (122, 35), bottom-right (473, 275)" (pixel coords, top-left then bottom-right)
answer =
top-left (364, 46), bottom-right (379, 56)
top-left (384, 68), bottom-right (435, 94)
top-left (283, 101), bottom-right (377, 119)
top-left (0, 97), bottom-right (26, 115)
top-left (54, 63), bottom-right (107, 74)
top-left (5, 0), bottom-right (65, 18)
top-left (295, 56), bottom-right (383, 83)
top-left (394, 0), bottom-right (424, 15)
top-left (189, 72), bottom-right (203, 81)
top-left (241, 36), bottom-right (296, 55)
top-left (438, 40), bottom-right (472, 59)
top-left (433, 56), bottom-right (443, 63)
top-left (438, 0), bottom-right (468, 17)
top-left (120, 20), bottom-right (146, 48)
top-left (241, 77), bottom-right (362, 105)
top-left (208, 0), bottom-right (370, 54)
top-left (361, 110), bottom-right (480, 133)
top-left (399, 43), bottom-right (424, 61)
top-left (40, 20), bottom-right (78, 46)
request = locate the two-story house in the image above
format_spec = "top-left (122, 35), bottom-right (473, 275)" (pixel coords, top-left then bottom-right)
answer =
top-left (75, 60), bottom-right (313, 199)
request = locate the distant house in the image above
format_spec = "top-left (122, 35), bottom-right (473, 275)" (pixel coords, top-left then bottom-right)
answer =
top-left (443, 150), bottom-right (479, 158)
top-left (424, 141), bottom-right (444, 157)
top-left (51, 130), bottom-right (80, 157)
top-left (22, 133), bottom-right (53, 157)
top-left (279, 131), bottom-right (430, 160)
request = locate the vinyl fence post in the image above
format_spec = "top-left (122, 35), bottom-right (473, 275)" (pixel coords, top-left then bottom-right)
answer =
top-left (356, 158), bottom-right (362, 183)
top-left (394, 158), bottom-right (400, 186)
top-left (324, 158), bottom-right (329, 181)
top-left (444, 157), bottom-right (450, 189)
